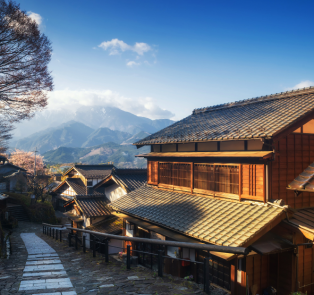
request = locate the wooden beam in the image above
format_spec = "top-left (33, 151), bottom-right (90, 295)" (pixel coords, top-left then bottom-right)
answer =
top-left (191, 162), bottom-right (194, 194)
top-left (239, 164), bottom-right (242, 202)
top-left (263, 164), bottom-right (266, 203)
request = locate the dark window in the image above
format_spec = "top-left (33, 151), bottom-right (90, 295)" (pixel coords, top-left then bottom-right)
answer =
top-left (194, 164), bottom-right (239, 194)
top-left (87, 180), bottom-right (93, 187)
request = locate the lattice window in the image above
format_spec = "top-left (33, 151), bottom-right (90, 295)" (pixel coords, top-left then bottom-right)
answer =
top-left (215, 165), bottom-right (239, 194)
top-left (194, 164), bottom-right (239, 194)
top-left (194, 164), bottom-right (215, 191)
top-left (159, 162), bottom-right (191, 188)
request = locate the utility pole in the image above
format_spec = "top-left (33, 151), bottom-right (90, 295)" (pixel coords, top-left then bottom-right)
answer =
top-left (34, 147), bottom-right (38, 176)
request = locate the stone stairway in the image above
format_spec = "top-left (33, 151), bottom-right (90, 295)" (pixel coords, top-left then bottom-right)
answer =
top-left (7, 204), bottom-right (30, 221)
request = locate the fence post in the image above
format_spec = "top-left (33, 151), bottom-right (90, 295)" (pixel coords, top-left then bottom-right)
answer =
top-left (127, 245), bottom-right (131, 270)
top-left (60, 230), bottom-right (62, 242)
top-left (49, 227), bottom-right (51, 237)
top-left (203, 257), bottom-right (210, 294)
top-left (83, 235), bottom-right (86, 253)
top-left (68, 232), bottom-right (71, 247)
top-left (105, 239), bottom-right (109, 263)
top-left (55, 230), bottom-right (58, 241)
top-left (43, 225), bottom-right (44, 234)
top-left (158, 250), bottom-right (163, 277)
top-left (75, 234), bottom-right (78, 250)
top-left (53, 228), bottom-right (55, 239)
top-left (93, 238), bottom-right (96, 258)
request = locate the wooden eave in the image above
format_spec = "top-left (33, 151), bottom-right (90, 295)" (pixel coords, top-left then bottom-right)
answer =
top-left (136, 151), bottom-right (273, 160)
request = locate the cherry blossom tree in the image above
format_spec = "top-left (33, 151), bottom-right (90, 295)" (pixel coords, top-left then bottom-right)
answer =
top-left (9, 148), bottom-right (44, 174)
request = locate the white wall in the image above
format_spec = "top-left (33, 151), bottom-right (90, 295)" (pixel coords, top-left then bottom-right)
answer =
top-left (105, 183), bottom-right (126, 203)
top-left (83, 232), bottom-right (122, 254)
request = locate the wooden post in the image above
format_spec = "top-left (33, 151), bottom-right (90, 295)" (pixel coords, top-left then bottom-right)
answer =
top-left (83, 235), bottom-right (86, 253)
top-left (263, 164), bottom-right (266, 203)
top-left (105, 239), bottom-right (109, 262)
top-left (68, 232), bottom-right (71, 247)
top-left (55, 230), bottom-right (58, 241)
top-left (93, 238), bottom-right (96, 258)
top-left (43, 225), bottom-right (44, 234)
top-left (60, 230), bottom-right (62, 242)
top-left (127, 245), bottom-right (131, 270)
top-left (158, 249), bottom-right (163, 277)
top-left (203, 257), bottom-right (210, 294)
top-left (191, 162), bottom-right (194, 194)
top-left (239, 164), bottom-right (242, 202)
top-left (75, 234), bottom-right (78, 250)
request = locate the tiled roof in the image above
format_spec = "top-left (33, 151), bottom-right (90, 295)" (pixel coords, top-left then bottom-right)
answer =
top-left (74, 164), bottom-right (114, 179)
top-left (135, 87), bottom-right (314, 145)
top-left (287, 163), bottom-right (314, 192)
top-left (113, 168), bottom-right (147, 192)
top-left (66, 178), bottom-right (86, 195)
top-left (86, 216), bottom-right (123, 235)
top-left (110, 185), bottom-right (286, 247)
top-left (0, 163), bottom-right (27, 173)
top-left (285, 208), bottom-right (314, 235)
top-left (75, 196), bottom-right (111, 217)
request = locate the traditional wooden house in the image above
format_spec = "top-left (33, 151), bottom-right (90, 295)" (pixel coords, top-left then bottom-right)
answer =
top-left (52, 164), bottom-right (114, 211)
top-left (0, 162), bottom-right (27, 193)
top-left (109, 87), bottom-right (314, 295)
top-left (54, 165), bottom-right (146, 251)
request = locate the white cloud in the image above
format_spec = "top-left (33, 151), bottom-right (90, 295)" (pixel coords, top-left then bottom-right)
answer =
top-left (287, 80), bottom-right (314, 91)
top-left (99, 38), bottom-right (151, 56)
top-left (27, 11), bottom-right (42, 26)
top-left (47, 89), bottom-right (174, 120)
top-left (126, 61), bottom-right (140, 67)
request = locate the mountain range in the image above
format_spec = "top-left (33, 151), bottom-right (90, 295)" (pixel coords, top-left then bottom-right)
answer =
top-left (43, 142), bottom-right (149, 168)
top-left (12, 106), bottom-right (174, 139)
top-left (10, 106), bottom-right (172, 167)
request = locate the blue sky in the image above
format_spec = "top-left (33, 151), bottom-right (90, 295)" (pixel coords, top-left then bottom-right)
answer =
top-left (20, 0), bottom-right (314, 120)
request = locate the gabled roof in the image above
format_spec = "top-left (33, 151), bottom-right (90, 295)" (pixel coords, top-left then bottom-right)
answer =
top-left (53, 178), bottom-right (86, 195)
top-left (66, 178), bottom-right (86, 195)
top-left (75, 196), bottom-right (111, 217)
top-left (287, 163), bottom-right (314, 192)
top-left (86, 216), bottom-right (122, 235)
top-left (135, 87), bottom-right (314, 145)
top-left (95, 168), bottom-right (147, 193)
top-left (112, 168), bottom-right (147, 192)
top-left (110, 185), bottom-right (287, 247)
top-left (69, 164), bottom-right (114, 179)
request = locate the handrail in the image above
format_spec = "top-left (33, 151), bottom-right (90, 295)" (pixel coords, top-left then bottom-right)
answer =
top-left (66, 226), bottom-right (249, 255)
top-left (42, 223), bottom-right (64, 228)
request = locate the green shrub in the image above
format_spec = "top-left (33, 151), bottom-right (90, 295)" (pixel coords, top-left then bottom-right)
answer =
top-left (5, 192), bottom-right (31, 207)
top-left (5, 192), bottom-right (57, 224)
top-left (25, 202), bottom-right (58, 224)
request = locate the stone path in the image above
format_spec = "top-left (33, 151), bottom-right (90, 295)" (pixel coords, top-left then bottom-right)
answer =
top-left (19, 233), bottom-right (76, 294)
top-left (0, 222), bottom-right (227, 295)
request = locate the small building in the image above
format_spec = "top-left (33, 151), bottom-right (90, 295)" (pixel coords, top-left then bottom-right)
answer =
top-left (0, 162), bottom-right (27, 193)
top-left (109, 87), bottom-right (314, 295)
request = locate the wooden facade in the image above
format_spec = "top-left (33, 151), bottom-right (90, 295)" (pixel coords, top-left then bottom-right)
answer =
top-left (124, 92), bottom-right (314, 294)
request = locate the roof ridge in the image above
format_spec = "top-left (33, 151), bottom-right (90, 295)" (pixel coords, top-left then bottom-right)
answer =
top-left (193, 86), bottom-right (314, 114)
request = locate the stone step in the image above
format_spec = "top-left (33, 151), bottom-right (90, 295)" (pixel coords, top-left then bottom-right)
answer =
top-left (19, 278), bottom-right (73, 291)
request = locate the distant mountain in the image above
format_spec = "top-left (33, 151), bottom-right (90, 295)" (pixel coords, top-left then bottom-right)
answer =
top-left (13, 121), bottom-right (94, 154)
top-left (81, 128), bottom-right (132, 148)
top-left (73, 106), bottom-right (174, 135)
top-left (12, 106), bottom-right (174, 139)
top-left (121, 131), bottom-right (151, 145)
top-left (43, 142), bottom-right (149, 168)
